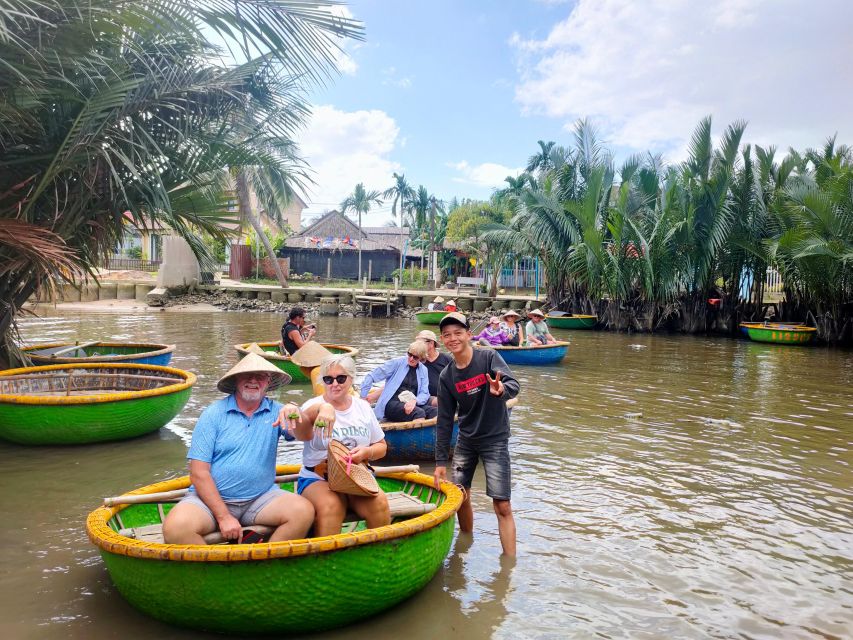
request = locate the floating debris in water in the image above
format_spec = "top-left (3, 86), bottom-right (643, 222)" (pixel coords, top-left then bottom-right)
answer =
top-left (624, 412), bottom-right (643, 420)
top-left (703, 417), bottom-right (742, 427)
top-left (628, 344), bottom-right (647, 350)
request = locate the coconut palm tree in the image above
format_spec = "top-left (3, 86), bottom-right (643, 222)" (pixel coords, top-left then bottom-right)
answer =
top-left (340, 183), bottom-right (383, 280)
top-left (527, 140), bottom-right (556, 175)
top-left (0, 0), bottom-right (363, 367)
top-left (383, 173), bottom-right (416, 273)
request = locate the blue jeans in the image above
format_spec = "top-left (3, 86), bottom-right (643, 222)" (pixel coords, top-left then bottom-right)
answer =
top-left (452, 437), bottom-right (511, 501)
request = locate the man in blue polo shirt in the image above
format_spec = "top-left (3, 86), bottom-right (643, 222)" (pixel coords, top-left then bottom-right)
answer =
top-left (163, 351), bottom-right (314, 544)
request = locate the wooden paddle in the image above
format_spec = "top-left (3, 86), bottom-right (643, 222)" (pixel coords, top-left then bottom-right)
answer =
top-left (103, 465), bottom-right (421, 506)
top-left (47, 341), bottom-right (100, 357)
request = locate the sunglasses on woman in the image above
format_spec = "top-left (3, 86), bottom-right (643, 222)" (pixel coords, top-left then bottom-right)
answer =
top-left (322, 374), bottom-right (349, 385)
top-left (406, 352), bottom-right (420, 361)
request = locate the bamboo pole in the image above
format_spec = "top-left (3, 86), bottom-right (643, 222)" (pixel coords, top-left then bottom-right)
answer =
top-left (103, 465), bottom-right (420, 506)
top-left (47, 341), bottom-right (100, 357)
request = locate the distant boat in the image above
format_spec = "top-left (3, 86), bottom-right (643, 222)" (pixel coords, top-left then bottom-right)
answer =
top-left (22, 341), bottom-right (175, 366)
top-left (484, 342), bottom-right (569, 365)
top-left (86, 464), bottom-right (463, 634)
top-left (740, 323), bottom-right (816, 345)
top-left (545, 313), bottom-right (597, 329)
top-left (414, 310), bottom-right (450, 325)
top-left (0, 363), bottom-right (195, 445)
top-left (233, 342), bottom-right (359, 383)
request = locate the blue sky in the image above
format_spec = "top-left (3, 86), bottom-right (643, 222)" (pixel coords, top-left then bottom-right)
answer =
top-left (296, 0), bottom-right (853, 226)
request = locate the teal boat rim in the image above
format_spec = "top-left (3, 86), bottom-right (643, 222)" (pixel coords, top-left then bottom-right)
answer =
top-left (22, 342), bottom-right (175, 363)
top-left (544, 314), bottom-right (596, 320)
top-left (0, 363), bottom-right (195, 406)
top-left (484, 341), bottom-right (570, 350)
top-left (86, 464), bottom-right (463, 562)
top-left (234, 341), bottom-right (360, 362)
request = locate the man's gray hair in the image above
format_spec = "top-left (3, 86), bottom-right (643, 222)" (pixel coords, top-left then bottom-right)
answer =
top-left (319, 354), bottom-right (357, 379)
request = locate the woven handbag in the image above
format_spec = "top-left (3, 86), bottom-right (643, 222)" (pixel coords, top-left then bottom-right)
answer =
top-left (326, 439), bottom-right (379, 497)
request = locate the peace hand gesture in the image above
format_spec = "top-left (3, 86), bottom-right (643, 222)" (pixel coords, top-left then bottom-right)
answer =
top-left (487, 371), bottom-right (504, 396)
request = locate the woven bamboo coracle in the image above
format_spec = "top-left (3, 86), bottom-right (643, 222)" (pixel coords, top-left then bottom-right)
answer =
top-left (326, 439), bottom-right (379, 496)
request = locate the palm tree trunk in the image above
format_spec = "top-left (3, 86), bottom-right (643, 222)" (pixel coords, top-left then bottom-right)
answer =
top-left (429, 197), bottom-right (436, 287)
top-left (237, 172), bottom-right (287, 287)
top-left (358, 211), bottom-right (363, 281)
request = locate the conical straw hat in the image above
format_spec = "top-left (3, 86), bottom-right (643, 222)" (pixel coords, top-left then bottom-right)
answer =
top-left (326, 439), bottom-right (380, 496)
top-left (289, 340), bottom-right (334, 368)
top-left (244, 342), bottom-right (268, 355)
top-left (217, 352), bottom-right (291, 394)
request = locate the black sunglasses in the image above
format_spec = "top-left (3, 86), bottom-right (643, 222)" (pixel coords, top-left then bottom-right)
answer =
top-left (322, 374), bottom-right (349, 385)
top-left (406, 352), bottom-right (421, 361)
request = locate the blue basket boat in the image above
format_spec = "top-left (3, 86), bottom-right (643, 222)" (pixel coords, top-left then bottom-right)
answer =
top-left (22, 342), bottom-right (175, 367)
top-left (484, 342), bottom-right (569, 365)
top-left (380, 397), bottom-right (518, 460)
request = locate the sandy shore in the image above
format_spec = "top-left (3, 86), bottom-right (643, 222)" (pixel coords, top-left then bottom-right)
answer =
top-left (24, 299), bottom-right (223, 313)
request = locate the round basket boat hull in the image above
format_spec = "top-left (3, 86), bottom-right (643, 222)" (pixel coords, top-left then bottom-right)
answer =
top-left (233, 342), bottom-right (359, 383)
top-left (87, 468), bottom-right (460, 634)
top-left (98, 519), bottom-right (453, 634)
top-left (0, 391), bottom-right (191, 445)
top-left (383, 420), bottom-right (459, 460)
top-left (491, 343), bottom-right (568, 365)
top-left (545, 315), bottom-right (596, 329)
top-left (23, 342), bottom-right (174, 366)
top-left (415, 311), bottom-right (449, 325)
top-left (743, 325), bottom-right (815, 344)
top-left (0, 364), bottom-right (194, 445)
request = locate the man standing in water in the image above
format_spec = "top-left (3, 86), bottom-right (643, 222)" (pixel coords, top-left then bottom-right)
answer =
top-left (434, 312), bottom-right (520, 556)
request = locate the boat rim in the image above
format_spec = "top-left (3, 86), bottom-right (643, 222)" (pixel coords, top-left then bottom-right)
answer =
top-left (22, 342), bottom-right (175, 363)
top-left (544, 314), bottom-right (596, 320)
top-left (380, 397), bottom-right (518, 432)
top-left (86, 464), bottom-right (463, 562)
top-left (0, 362), bottom-right (196, 406)
top-left (739, 323), bottom-right (816, 332)
top-left (484, 341), bottom-right (570, 350)
top-left (233, 342), bottom-right (360, 362)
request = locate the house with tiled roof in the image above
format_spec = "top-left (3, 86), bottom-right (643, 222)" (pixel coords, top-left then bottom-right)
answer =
top-left (278, 210), bottom-right (421, 280)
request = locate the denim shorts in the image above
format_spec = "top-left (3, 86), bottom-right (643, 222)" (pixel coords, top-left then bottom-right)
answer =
top-left (179, 486), bottom-right (286, 527)
top-left (452, 437), bottom-right (512, 501)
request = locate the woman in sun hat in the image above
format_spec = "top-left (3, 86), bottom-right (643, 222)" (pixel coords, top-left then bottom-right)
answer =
top-left (525, 308), bottom-right (557, 345)
top-left (444, 299), bottom-right (457, 312)
top-left (416, 328), bottom-right (452, 406)
top-left (279, 354), bottom-right (389, 537)
top-left (472, 316), bottom-right (509, 346)
top-left (427, 296), bottom-right (446, 312)
top-left (499, 310), bottom-right (524, 346)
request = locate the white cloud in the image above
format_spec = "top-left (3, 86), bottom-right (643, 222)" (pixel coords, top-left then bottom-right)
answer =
top-left (295, 105), bottom-right (401, 225)
top-left (512, 0), bottom-right (853, 161)
top-left (381, 66), bottom-right (413, 89)
top-left (448, 161), bottom-right (525, 189)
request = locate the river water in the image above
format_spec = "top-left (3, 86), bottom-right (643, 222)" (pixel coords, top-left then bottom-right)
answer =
top-left (1, 310), bottom-right (851, 639)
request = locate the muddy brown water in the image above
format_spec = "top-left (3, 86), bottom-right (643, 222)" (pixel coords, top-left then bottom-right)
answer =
top-left (1, 310), bottom-right (851, 639)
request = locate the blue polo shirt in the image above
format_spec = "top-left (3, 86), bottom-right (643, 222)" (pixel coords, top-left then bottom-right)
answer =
top-left (187, 395), bottom-right (293, 501)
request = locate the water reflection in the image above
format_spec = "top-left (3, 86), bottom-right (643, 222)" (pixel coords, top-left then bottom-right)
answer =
top-left (1, 310), bottom-right (850, 639)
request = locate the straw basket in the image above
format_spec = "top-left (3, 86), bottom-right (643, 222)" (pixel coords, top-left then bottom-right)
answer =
top-left (326, 439), bottom-right (379, 496)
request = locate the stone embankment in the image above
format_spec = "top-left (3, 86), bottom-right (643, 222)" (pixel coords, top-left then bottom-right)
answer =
top-left (161, 288), bottom-right (517, 328)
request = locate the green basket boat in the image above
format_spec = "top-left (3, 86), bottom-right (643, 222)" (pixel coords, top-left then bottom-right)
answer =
top-left (21, 341), bottom-right (175, 366)
top-left (233, 342), bottom-right (359, 383)
top-left (740, 322), bottom-right (816, 345)
top-left (87, 465), bottom-right (463, 634)
top-left (414, 310), bottom-right (449, 325)
top-left (0, 363), bottom-right (195, 445)
top-left (545, 313), bottom-right (597, 329)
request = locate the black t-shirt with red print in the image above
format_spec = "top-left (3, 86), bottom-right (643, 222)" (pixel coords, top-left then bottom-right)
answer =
top-left (435, 348), bottom-right (519, 465)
